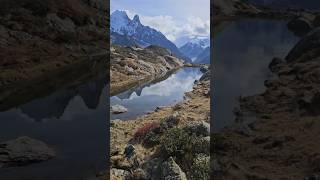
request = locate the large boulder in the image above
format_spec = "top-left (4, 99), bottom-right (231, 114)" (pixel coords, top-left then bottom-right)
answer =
top-left (111, 105), bottom-right (128, 114)
top-left (162, 157), bottom-right (187, 180)
top-left (286, 28), bottom-right (320, 62)
top-left (287, 17), bottom-right (313, 37)
top-left (0, 136), bottom-right (55, 167)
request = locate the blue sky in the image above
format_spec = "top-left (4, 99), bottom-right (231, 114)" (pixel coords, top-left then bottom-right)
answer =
top-left (111, 0), bottom-right (210, 46)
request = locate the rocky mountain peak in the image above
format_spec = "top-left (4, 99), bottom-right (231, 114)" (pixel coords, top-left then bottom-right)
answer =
top-left (133, 14), bottom-right (141, 24)
top-left (110, 10), bottom-right (190, 61)
top-left (111, 10), bottom-right (130, 20)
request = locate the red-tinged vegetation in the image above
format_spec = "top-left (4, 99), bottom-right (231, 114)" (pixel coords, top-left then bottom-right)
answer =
top-left (133, 122), bottom-right (159, 140)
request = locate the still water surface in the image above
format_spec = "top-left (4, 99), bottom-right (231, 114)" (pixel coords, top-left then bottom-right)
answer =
top-left (213, 19), bottom-right (299, 130)
top-left (111, 67), bottom-right (203, 120)
top-left (0, 70), bottom-right (108, 179)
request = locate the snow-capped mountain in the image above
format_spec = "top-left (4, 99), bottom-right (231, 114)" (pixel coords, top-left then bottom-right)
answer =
top-left (179, 37), bottom-right (210, 61)
top-left (194, 46), bottom-right (210, 64)
top-left (110, 10), bottom-right (189, 61)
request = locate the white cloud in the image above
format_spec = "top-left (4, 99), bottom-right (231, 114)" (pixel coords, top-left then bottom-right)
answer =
top-left (124, 10), bottom-right (209, 42)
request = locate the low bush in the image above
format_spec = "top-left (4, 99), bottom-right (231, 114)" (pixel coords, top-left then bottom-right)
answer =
top-left (190, 154), bottom-right (210, 180)
top-left (160, 127), bottom-right (189, 157)
top-left (143, 131), bottom-right (160, 147)
top-left (133, 122), bottom-right (159, 141)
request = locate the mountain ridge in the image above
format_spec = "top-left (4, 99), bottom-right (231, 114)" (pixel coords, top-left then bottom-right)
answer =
top-left (179, 37), bottom-right (210, 63)
top-left (110, 10), bottom-right (190, 62)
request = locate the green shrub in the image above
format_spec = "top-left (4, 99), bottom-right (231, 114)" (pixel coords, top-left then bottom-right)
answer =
top-left (191, 154), bottom-right (210, 180)
top-left (143, 131), bottom-right (160, 147)
top-left (160, 128), bottom-right (189, 156)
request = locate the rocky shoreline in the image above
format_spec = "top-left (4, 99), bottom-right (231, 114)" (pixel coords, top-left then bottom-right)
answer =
top-left (109, 68), bottom-right (210, 179)
top-left (214, 11), bottom-right (320, 180)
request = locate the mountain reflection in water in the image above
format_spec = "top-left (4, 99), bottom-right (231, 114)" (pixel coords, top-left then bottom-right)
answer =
top-left (0, 59), bottom-right (108, 179)
top-left (111, 67), bottom-right (203, 120)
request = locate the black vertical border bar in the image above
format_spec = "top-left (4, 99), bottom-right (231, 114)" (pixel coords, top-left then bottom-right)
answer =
top-left (106, 0), bottom-right (111, 179)
top-left (210, 0), bottom-right (214, 179)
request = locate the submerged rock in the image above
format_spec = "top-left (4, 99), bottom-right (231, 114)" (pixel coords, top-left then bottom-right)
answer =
top-left (162, 157), bottom-right (187, 180)
top-left (111, 105), bottom-right (128, 114)
top-left (0, 136), bottom-right (55, 167)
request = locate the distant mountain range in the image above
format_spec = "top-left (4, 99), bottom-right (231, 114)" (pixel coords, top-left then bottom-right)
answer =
top-left (195, 46), bottom-right (210, 64)
top-left (248, 0), bottom-right (320, 10)
top-left (179, 37), bottom-right (210, 64)
top-left (110, 10), bottom-right (190, 62)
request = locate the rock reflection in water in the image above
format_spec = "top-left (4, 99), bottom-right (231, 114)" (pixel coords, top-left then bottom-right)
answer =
top-left (213, 19), bottom-right (299, 130)
top-left (111, 67), bottom-right (203, 120)
top-left (19, 79), bottom-right (106, 122)
top-left (0, 59), bottom-right (108, 179)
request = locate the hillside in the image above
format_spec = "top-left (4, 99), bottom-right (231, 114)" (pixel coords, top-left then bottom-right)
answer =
top-left (0, 0), bottom-right (108, 87)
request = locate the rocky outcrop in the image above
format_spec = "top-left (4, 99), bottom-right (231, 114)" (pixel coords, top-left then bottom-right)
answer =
top-left (287, 12), bottom-right (318, 37)
top-left (0, 0), bottom-right (108, 86)
top-left (214, 22), bottom-right (320, 180)
top-left (286, 28), bottom-right (320, 62)
top-left (162, 157), bottom-right (187, 180)
top-left (0, 136), bottom-right (55, 167)
top-left (110, 45), bottom-right (184, 95)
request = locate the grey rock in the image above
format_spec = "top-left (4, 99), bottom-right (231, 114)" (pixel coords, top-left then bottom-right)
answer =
top-left (162, 157), bottom-right (187, 180)
top-left (124, 144), bottom-right (135, 159)
top-left (200, 70), bottom-right (211, 81)
top-left (200, 65), bottom-right (209, 73)
top-left (124, 65), bottom-right (134, 75)
top-left (184, 121), bottom-right (210, 136)
top-left (111, 105), bottom-right (128, 114)
top-left (288, 17), bottom-right (313, 36)
top-left (286, 28), bottom-right (320, 62)
top-left (131, 168), bottom-right (149, 180)
top-left (110, 168), bottom-right (131, 178)
top-left (0, 136), bottom-right (55, 167)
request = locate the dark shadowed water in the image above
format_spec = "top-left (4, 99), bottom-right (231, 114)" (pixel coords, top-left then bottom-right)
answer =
top-left (0, 66), bottom-right (108, 179)
top-left (213, 19), bottom-right (299, 131)
top-left (111, 67), bottom-right (202, 120)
